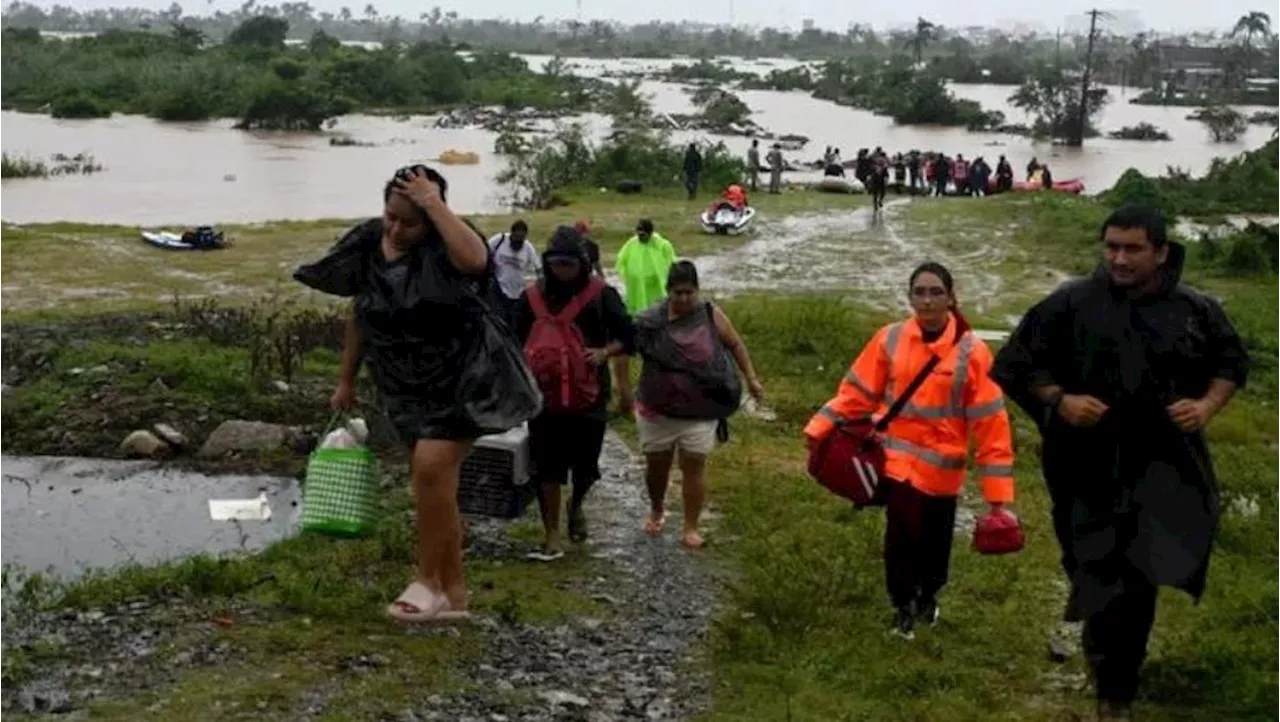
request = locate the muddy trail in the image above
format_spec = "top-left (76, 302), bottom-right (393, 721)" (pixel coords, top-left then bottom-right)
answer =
top-left (696, 199), bottom-right (1037, 320)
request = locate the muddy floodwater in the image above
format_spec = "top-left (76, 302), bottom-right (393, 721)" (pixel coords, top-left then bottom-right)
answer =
top-left (1, 456), bottom-right (300, 580)
top-left (2, 54), bottom-right (1275, 225)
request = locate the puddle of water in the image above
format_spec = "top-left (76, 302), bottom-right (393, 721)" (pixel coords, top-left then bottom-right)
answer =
top-left (1, 456), bottom-right (300, 580)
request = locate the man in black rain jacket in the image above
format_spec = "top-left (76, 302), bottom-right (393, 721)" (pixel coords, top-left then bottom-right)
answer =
top-left (990, 204), bottom-right (1249, 719)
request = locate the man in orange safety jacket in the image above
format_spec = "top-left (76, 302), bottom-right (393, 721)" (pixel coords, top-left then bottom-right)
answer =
top-left (805, 262), bottom-right (1015, 640)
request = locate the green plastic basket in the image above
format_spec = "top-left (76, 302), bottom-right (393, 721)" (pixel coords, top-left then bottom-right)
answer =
top-left (300, 444), bottom-right (380, 538)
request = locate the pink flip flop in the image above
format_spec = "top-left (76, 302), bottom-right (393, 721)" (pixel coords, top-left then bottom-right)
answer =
top-left (386, 581), bottom-right (470, 623)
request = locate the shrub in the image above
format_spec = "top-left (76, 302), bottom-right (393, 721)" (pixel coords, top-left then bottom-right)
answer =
top-left (495, 124), bottom-right (745, 209)
top-left (50, 93), bottom-right (112, 119)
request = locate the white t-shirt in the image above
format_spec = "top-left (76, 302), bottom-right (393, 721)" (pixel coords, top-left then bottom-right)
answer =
top-left (488, 233), bottom-right (541, 300)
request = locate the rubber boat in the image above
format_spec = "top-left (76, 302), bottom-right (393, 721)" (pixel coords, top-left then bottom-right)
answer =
top-left (699, 203), bottom-right (757, 235)
top-left (141, 227), bottom-right (227, 251)
top-left (1013, 178), bottom-right (1085, 194)
top-left (816, 176), bottom-right (865, 194)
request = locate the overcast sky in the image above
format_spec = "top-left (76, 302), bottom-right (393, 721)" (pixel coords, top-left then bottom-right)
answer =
top-left (46, 0), bottom-right (1265, 34)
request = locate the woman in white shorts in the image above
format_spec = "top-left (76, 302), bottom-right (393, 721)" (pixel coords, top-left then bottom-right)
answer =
top-left (631, 261), bottom-right (763, 549)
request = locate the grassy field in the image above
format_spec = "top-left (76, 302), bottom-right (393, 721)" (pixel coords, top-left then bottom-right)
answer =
top-left (690, 197), bottom-right (1278, 721)
top-left (2, 190), bottom-right (1275, 721)
top-left (0, 188), bottom-right (866, 318)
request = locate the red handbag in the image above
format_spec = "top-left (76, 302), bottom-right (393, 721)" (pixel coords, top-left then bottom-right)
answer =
top-left (808, 355), bottom-right (940, 508)
top-left (972, 508), bottom-right (1025, 555)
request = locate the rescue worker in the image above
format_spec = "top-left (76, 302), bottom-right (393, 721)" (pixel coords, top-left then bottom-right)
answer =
top-left (991, 205), bottom-right (1248, 720)
top-left (722, 183), bottom-right (748, 210)
top-left (615, 218), bottom-right (677, 315)
top-left (805, 262), bottom-right (1015, 641)
top-left (746, 139), bottom-right (761, 191)
top-left (765, 144), bottom-right (784, 194)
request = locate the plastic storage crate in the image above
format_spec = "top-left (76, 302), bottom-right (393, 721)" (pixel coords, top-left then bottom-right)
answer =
top-left (458, 424), bottom-right (533, 519)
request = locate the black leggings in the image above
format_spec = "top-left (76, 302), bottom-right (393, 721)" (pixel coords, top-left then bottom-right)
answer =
top-left (883, 480), bottom-right (958, 608)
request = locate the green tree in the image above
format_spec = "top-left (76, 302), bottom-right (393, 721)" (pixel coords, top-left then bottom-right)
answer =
top-left (1198, 105), bottom-right (1249, 142)
top-left (1231, 11), bottom-right (1273, 77)
top-left (1009, 63), bottom-right (1110, 140)
top-left (227, 15), bottom-right (288, 51)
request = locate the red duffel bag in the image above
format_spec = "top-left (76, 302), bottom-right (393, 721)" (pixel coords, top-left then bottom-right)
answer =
top-left (972, 508), bottom-right (1025, 555)
top-left (808, 418), bottom-right (888, 507)
top-left (808, 355), bottom-right (940, 508)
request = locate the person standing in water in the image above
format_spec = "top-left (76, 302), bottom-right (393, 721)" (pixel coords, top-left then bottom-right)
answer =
top-left (805, 262), bottom-right (1015, 641)
top-left (766, 143), bottom-right (784, 194)
top-left (746, 139), bottom-right (761, 192)
top-left (683, 143), bottom-right (703, 200)
top-left (991, 205), bottom-right (1248, 720)
top-left (616, 218), bottom-right (677, 315)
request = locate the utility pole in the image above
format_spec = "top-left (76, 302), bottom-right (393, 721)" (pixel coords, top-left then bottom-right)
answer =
top-left (1071, 9), bottom-right (1106, 147)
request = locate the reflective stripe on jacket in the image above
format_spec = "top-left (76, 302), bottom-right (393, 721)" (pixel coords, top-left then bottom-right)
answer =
top-left (804, 314), bottom-right (1015, 503)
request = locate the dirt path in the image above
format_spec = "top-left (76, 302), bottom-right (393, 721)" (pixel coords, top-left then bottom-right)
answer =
top-left (418, 432), bottom-right (715, 721)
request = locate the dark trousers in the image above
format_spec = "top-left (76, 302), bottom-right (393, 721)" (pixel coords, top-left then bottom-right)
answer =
top-left (1045, 482), bottom-right (1081, 621)
top-left (1080, 562), bottom-right (1158, 705)
top-left (884, 480), bottom-right (958, 608)
top-left (684, 173), bottom-right (699, 199)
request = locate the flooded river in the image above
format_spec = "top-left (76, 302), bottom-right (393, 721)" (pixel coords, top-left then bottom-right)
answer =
top-left (1, 54), bottom-right (1274, 224)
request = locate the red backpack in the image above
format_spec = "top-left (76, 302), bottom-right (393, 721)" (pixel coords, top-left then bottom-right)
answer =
top-left (523, 278), bottom-right (607, 413)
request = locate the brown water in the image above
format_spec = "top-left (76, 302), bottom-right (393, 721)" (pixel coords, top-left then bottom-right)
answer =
top-left (2, 54), bottom-right (1274, 225)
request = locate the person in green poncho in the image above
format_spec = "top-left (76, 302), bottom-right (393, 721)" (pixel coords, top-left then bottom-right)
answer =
top-left (615, 218), bottom-right (677, 315)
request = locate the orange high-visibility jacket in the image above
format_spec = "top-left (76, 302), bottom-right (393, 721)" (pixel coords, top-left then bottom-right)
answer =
top-left (804, 314), bottom-right (1015, 503)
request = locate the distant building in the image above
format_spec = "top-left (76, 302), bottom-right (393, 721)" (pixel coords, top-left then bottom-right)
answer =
top-left (1156, 44), bottom-right (1225, 91)
top-left (802, 19), bottom-right (815, 32)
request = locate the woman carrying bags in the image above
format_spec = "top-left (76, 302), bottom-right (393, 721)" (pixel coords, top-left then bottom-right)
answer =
top-left (804, 262), bottom-right (1016, 641)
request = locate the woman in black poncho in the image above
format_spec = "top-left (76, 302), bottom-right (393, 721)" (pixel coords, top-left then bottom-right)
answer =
top-left (295, 165), bottom-right (512, 623)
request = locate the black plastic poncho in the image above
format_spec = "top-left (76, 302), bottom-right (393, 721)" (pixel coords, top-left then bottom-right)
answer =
top-left (294, 218), bottom-right (541, 443)
top-left (991, 243), bottom-right (1249, 609)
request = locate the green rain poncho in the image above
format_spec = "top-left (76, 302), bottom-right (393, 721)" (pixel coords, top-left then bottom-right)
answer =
top-left (615, 232), bottom-right (677, 314)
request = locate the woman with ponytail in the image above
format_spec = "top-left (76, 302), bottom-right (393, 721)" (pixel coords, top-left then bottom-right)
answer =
top-left (804, 262), bottom-right (1015, 640)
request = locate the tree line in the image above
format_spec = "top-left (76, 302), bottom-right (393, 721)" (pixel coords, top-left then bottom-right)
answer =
top-left (4, 1), bottom-right (1276, 92)
top-left (0, 18), bottom-right (605, 129)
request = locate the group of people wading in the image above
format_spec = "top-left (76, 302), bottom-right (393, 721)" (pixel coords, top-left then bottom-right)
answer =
top-left (295, 165), bottom-right (1248, 722)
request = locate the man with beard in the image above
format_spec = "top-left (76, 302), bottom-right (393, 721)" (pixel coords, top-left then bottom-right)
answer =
top-left (991, 205), bottom-right (1248, 720)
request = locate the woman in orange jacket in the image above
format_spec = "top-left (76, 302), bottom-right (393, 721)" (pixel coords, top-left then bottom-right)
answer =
top-left (804, 262), bottom-right (1015, 640)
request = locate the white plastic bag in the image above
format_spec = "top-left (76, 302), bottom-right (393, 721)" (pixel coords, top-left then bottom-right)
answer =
top-left (320, 417), bottom-right (369, 450)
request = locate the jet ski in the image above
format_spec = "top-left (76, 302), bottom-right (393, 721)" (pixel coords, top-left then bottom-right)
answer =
top-left (699, 203), bottom-right (756, 235)
top-left (140, 226), bottom-right (227, 251)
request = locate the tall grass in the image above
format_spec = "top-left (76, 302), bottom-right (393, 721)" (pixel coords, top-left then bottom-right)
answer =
top-left (697, 196), bottom-right (1278, 721)
top-left (1, 153), bottom-right (48, 178)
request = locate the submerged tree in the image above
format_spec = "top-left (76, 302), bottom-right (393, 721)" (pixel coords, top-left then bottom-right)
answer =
top-left (1009, 63), bottom-right (1110, 141)
top-left (1197, 105), bottom-right (1249, 142)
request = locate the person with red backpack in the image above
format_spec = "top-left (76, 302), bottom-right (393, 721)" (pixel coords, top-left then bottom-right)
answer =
top-left (513, 226), bottom-right (635, 561)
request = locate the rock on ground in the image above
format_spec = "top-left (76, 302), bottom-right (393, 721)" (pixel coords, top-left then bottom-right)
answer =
top-left (197, 420), bottom-right (294, 459)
